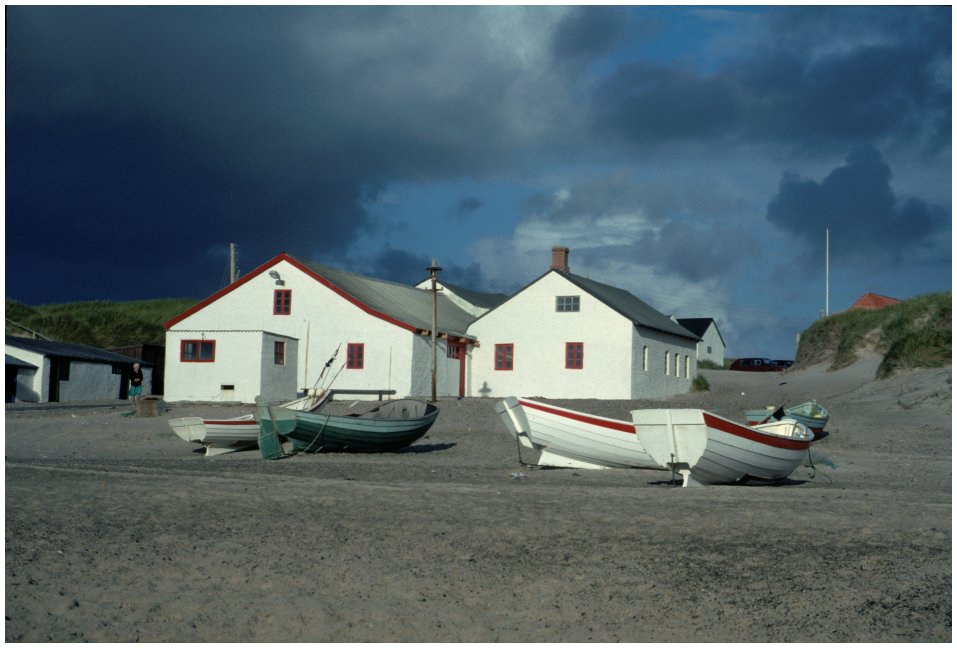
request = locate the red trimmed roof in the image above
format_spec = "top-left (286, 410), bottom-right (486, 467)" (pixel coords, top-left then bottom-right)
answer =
top-left (849, 292), bottom-right (901, 311)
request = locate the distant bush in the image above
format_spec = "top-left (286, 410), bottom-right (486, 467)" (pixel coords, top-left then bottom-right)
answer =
top-left (795, 291), bottom-right (951, 378)
top-left (697, 359), bottom-right (723, 370)
top-left (691, 375), bottom-right (710, 392)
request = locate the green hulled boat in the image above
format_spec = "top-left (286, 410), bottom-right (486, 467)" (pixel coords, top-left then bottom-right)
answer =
top-left (257, 398), bottom-right (439, 459)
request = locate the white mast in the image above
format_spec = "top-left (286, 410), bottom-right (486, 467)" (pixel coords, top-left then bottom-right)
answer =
top-left (229, 243), bottom-right (239, 283)
top-left (825, 227), bottom-right (829, 317)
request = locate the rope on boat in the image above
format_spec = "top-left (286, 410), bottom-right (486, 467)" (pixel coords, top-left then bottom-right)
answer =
top-left (804, 449), bottom-right (833, 483)
top-left (300, 416), bottom-right (330, 455)
top-left (514, 428), bottom-right (528, 467)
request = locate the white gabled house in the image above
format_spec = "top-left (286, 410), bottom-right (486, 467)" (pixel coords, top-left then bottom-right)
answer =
top-left (466, 247), bottom-right (701, 400)
top-left (676, 318), bottom-right (726, 367)
top-left (163, 253), bottom-right (478, 403)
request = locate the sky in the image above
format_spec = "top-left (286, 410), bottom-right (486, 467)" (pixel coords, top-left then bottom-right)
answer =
top-left (5, 4), bottom-right (952, 359)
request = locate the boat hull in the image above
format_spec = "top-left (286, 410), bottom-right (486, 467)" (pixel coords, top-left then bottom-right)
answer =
top-left (632, 408), bottom-right (814, 486)
top-left (168, 392), bottom-right (332, 457)
top-left (495, 397), bottom-right (660, 470)
top-left (167, 415), bottom-right (260, 456)
top-left (259, 399), bottom-right (439, 456)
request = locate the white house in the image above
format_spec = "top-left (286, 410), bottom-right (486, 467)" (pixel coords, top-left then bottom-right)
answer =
top-left (5, 336), bottom-right (153, 403)
top-left (466, 247), bottom-right (701, 400)
top-left (676, 318), bottom-right (726, 367)
top-left (163, 253), bottom-right (479, 403)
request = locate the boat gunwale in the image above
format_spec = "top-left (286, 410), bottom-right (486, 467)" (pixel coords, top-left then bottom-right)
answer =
top-left (518, 398), bottom-right (634, 434)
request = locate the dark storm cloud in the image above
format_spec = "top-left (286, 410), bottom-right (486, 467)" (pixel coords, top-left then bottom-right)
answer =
top-left (766, 146), bottom-right (950, 265)
top-left (367, 248), bottom-right (485, 289)
top-left (592, 6), bottom-right (950, 153)
top-left (5, 6), bottom-right (599, 303)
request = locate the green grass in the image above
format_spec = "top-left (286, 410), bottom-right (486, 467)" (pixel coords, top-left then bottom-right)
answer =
top-left (691, 374), bottom-right (710, 392)
top-left (795, 291), bottom-right (951, 378)
top-left (697, 359), bottom-right (723, 370)
top-left (5, 298), bottom-right (198, 347)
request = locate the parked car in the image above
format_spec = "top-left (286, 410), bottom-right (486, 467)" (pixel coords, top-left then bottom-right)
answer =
top-left (729, 357), bottom-right (786, 372)
top-left (772, 359), bottom-right (794, 369)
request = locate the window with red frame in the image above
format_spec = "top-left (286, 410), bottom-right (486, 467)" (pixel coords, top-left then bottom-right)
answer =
top-left (566, 342), bottom-right (584, 369)
top-left (181, 339), bottom-right (215, 362)
top-left (347, 343), bottom-right (364, 369)
top-left (274, 341), bottom-right (286, 365)
top-left (494, 343), bottom-right (514, 370)
top-left (274, 289), bottom-right (292, 315)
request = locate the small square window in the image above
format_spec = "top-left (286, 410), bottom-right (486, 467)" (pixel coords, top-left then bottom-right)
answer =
top-left (556, 295), bottom-right (580, 312)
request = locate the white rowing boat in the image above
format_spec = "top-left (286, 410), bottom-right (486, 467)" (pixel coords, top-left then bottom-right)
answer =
top-left (495, 397), bottom-right (660, 470)
top-left (631, 408), bottom-right (814, 487)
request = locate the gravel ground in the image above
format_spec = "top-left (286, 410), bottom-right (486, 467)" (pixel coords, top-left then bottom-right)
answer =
top-left (5, 360), bottom-right (952, 642)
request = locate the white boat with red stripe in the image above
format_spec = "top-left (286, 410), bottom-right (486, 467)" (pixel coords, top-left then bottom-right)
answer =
top-left (631, 408), bottom-right (814, 487)
top-left (168, 391), bottom-right (331, 457)
top-left (495, 397), bottom-right (660, 470)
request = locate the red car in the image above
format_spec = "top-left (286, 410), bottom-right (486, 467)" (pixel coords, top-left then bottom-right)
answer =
top-left (729, 357), bottom-right (787, 372)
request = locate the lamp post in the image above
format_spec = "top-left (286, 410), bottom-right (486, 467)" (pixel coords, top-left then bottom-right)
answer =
top-left (427, 258), bottom-right (442, 403)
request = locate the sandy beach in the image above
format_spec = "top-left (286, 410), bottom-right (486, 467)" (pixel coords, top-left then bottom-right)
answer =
top-left (5, 358), bottom-right (952, 642)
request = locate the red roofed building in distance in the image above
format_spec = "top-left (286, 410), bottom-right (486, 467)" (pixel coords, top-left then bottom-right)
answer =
top-left (849, 292), bottom-right (901, 311)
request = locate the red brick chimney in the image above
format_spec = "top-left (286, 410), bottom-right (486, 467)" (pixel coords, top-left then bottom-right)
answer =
top-left (550, 246), bottom-right (570, 272)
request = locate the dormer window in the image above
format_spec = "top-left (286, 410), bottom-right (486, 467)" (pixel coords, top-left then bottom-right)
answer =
top-left (556, 295), bottom-right (580, 312)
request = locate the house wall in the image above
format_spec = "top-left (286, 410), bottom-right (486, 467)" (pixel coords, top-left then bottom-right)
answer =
top-left (57, 361), bottom-right (122, 401)
top-left (629, 327), bottom-right (697, 399)
top-left (697, 325), bottom-right (725, 366)
top-left (164, 330), bottom-right (298, 403)
top-left (259, 333), bottom-right (299, 402)
top-left (410, 335), bottom-right (464, 398)
top-left (7, 347), bottom-right (46, 402)
top-left (466, 273), bottom-right (635, 399)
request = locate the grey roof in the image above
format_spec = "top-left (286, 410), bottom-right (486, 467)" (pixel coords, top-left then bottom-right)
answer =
top-left (5, 336), bottom-right (152, 366)
top-left (559, 272), bottom-right (700, 341)
top-left (436, 280), bottom-right (509, 310)
top-left (293, 257), bottom-right (477, 339)
top-left (676, 317), bottom-right (725, 347)
top-left (6, 353), bottom-right (36, 368)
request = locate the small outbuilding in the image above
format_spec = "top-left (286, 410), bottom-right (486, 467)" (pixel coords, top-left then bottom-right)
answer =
top-left (676, 318), bottom-right (726, 367)
top-left (5, 336), bottom-right (153, 403)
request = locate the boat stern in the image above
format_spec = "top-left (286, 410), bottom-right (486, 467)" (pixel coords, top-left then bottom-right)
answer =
top-left (494, 397), bottom-right (535, 449)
